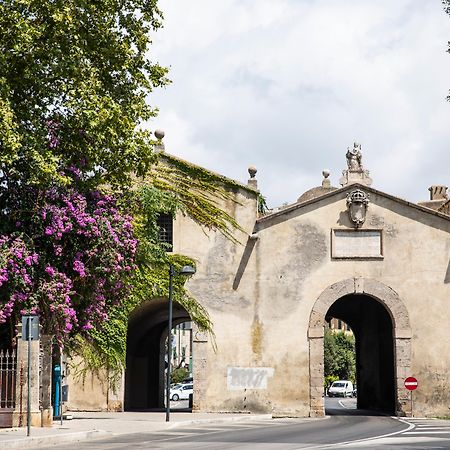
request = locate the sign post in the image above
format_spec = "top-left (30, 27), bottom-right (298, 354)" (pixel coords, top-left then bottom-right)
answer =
top-left (21, 315), bottom-right (40, 437)
top-left (404, 376), bottom-right (418, 417)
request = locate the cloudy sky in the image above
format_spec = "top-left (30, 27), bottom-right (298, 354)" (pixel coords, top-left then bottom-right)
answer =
top-left (149, 0), bottom-right (450, 208)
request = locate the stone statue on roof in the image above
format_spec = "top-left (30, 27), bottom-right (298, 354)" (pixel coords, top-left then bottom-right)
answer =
top-left (340, 142), bottom-right (372, 187)
top-left (346, 142), bottom-right (363, 171)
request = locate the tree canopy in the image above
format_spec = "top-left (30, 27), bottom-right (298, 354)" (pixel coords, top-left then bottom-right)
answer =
top-left (324, 327), bottom-right (356, 385)
top-left (0, 0), bottom-right (249, 379)
top-left (0, 0), bottom-right (168, 189)
top-left (0, 0), bottom-right (170, 347)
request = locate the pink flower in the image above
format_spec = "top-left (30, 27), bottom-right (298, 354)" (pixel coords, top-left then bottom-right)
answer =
top-left (73, 260), bottom-right (86, 277)
top-left (45, 266), bottom-right (56, 277)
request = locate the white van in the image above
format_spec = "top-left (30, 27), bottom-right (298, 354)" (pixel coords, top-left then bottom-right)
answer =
top-left (327, 380), bottom-right (354, 398)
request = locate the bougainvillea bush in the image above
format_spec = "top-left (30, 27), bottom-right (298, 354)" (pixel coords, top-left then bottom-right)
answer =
top-left (0, 187), bottom-right (137, 346)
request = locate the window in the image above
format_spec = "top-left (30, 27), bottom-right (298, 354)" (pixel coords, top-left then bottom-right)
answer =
top-left (157, 214), bottom-right (173, 251)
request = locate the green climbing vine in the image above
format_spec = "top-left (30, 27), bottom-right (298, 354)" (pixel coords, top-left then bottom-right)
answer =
top-left (69, 159), bottom-right (252, 384)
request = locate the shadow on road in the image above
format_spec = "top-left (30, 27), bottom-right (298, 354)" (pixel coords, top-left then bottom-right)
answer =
top-left (325, 396), bottom-right (392, 416)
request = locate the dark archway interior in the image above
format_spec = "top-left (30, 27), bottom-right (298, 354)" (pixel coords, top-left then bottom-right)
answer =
top-left (124, 298), bottom-right (190, 411)
top-left (326, 294), bottom-right (395, 414)
top-left (0, 323), bottom-right (14, 351)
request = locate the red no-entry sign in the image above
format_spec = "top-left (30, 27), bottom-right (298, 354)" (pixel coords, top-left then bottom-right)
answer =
top-left (404, 377), bottom-right (418, 391)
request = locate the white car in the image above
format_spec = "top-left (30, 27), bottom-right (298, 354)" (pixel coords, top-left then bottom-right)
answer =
top-left (328, 380), bottom-right (354, 398)
top-left (170, 383), bottom-right (193, 401)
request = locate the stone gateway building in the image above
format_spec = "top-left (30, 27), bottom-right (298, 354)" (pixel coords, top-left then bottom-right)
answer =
top-left (68, 145), bottom-right (450, 418)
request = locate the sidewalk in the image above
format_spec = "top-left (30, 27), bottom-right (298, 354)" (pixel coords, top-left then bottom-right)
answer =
top-left (0, 410), bottom-right (274, 449)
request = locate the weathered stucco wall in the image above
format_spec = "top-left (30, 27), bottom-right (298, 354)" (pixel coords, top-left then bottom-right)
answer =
top-left (65, 356), bottom-right (124, 411)
top-left (179, 185), bottom-right (450, 417)
top-left (65, 175), bottom-right (450, 418)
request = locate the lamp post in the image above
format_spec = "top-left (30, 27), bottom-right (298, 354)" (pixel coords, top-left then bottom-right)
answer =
top-left (166, 264), bottom-right (196, 422)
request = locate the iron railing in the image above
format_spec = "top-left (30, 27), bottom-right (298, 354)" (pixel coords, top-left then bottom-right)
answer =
top-left (0, 349), bottom-right (16, 409)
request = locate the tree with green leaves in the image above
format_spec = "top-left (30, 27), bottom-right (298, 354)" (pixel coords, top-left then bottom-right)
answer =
top-left (0, 0), bottom-right (169, 349)
top-left (0, 0), bottom-right (168, 190)
top-left (324, 327), bottom-right (356, 385)
top-left (0, 0), bottom-right (251, 380)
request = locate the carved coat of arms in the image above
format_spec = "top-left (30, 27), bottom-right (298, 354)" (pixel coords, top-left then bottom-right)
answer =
top-left (346, 189), bottom-right (369, 227)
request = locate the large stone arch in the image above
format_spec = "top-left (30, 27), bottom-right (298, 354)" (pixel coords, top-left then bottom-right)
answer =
top-left (308, 278), bottom-right (412, 417)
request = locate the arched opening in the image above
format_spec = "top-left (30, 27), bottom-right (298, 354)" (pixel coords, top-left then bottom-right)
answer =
top-left (325, 294), bottom-right (395, 413)
top-left (308, 278), bottom-right (412, 417)
top-left (124, 298), bottom-right (191, 411)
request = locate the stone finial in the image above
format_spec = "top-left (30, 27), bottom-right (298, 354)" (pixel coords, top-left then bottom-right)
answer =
top-left (322, 169), bottom-right (331, 188)
top-left (247, 166), bottom-right (258, 189)
top-left (154, 129), bottom-right (165, 140)
top-left (340, 142), bottom-right (372, 187)
top-left (154, 129), bottom-right (165, 153)
top-left (429, 185), bottom-right (448, 201)
top-left (248, 166), bottom-right (257, 178)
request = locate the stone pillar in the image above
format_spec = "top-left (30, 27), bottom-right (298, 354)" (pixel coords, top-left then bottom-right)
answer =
top-left (395, 335), bottom-right (412, 417)
top-left (308, 327), bottom-right (325, 417)
top-left (40, 335), bottom-right (53, 426)
top-left (12, 323), bottom-right (41, 427)
top-left (192, 323), bottom-right (208, 412)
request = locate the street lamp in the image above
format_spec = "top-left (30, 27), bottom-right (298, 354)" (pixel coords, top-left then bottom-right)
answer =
top-left (166, 265), bottom-right (196, 422)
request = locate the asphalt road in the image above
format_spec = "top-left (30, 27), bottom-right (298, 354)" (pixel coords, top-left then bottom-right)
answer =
top-left (28, 398), bottom-right (450, 449)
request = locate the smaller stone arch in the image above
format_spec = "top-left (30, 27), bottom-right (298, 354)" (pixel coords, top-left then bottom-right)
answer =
top-left (125, 298), bottom-right (192, 410)
top-left (307, 278), bottom-right (412, 417)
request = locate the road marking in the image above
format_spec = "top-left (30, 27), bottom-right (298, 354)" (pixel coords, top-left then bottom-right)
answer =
top-left (337, 399), bottom-right (356, 409)
top-left (403, 430), bottom-right (450, 434)
top-left (343, 436), bottom-right (445, 446)
top-left (297, 418), bottom-right (414, 450)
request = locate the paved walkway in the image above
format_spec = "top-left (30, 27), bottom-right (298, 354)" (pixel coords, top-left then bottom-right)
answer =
top-left (0, 411), bottom-right (273, 449)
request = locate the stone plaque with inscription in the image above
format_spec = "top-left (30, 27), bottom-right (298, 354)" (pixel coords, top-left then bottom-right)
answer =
top-left (332, 229), bottom-right (383, 258)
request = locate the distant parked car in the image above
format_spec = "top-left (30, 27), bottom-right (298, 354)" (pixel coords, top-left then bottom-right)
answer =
top-left (170, 383), bottom-right (193, 401)
top-left (328, 380), bottom-right (354, 398)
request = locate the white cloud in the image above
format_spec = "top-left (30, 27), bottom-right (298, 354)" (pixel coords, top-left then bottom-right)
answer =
top-left (148, 0), bottom-right (450, 207)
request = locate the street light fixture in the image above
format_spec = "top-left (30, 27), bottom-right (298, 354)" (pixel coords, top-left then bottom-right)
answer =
top-left (166, 265), bottom-right (196, 422)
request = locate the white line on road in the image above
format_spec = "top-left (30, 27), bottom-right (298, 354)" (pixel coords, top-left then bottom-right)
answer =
top-left (403, 430), bottom-right (450, 434)
top-left (296, 418), bottom-right (415, 450)
top-left (337, 399), bottom-right (356, 409)
top-left (343, 436), bottom-right (445, 446)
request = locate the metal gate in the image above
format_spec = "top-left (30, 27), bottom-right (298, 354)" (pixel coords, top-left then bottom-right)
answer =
top-left (0, 348), bottom-right (16, 427)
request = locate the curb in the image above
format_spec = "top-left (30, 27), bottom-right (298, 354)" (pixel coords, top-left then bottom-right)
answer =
top-left (165, 413), bottom-right (273, 429)
top-left (0, 414), bottom-right (274, 448)
top-left (0, 430), bottom-right (110, 450)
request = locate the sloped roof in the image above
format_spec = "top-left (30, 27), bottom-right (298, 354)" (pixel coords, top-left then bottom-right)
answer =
top-left (256, 183), bottom-right (450, 229)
